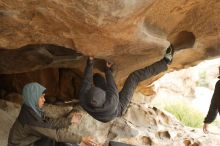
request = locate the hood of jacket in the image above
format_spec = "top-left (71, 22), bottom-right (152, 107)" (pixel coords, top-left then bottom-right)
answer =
top-left (86, 87), bottom-right (106, 108)
top-left (22, 82), bottom-right (46, 117)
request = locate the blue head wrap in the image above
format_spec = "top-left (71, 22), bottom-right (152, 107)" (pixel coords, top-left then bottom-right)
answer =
top-left (22, 82), bottom-right (46, 117)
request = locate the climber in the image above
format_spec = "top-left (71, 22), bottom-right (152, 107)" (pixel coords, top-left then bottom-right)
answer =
top-left (203, 66), bottom-right (220, 134)
top-left (79, 44), bottom-right (174, 123)
top-left (8, 82), bottom-right (99, 146)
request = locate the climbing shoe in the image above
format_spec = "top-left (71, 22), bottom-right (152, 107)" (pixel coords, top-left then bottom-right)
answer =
top-left (164, 44), bottom-right (174, 64)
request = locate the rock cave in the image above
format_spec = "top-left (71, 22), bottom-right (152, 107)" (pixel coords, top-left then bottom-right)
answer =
top-left (1, 0), bottom-right (220, 146)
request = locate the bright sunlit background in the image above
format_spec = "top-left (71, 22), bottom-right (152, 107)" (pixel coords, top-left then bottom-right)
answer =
top-left (151, 58), bottom-right (220, 129)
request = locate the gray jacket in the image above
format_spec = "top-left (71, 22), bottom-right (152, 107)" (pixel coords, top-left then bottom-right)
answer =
top-left (79, 59), bottom-right (119, 123)
top-left (8, 82), bottom-right (82, 146)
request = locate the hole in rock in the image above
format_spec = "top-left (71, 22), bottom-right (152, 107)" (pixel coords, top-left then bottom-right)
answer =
top-left (170, 31), bottom-right (195, 50)
top-left (191, 142), bottom-right (199, 146)
top-left (183, 139), bottom-right (192, 146)
top-left (141, 136), bottom-right (152, 145)
top-left (156, 131), bottom-right (171, 139)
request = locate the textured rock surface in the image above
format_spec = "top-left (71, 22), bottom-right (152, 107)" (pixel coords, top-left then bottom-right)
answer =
top-left (1, 0), bottom-right (220, 74)
top-left (1, 0), bottom-right (220, 99)
top-left (1, 99), bottom-right (220, 146)
top-left (1, 1), bottom-right (220, 145)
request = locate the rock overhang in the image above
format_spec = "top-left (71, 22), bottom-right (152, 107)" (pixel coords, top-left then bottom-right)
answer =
top-left (1, 0), bottom-right (220, 101)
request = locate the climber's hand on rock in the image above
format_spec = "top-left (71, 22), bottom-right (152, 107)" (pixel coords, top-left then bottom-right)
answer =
top-left (82, 136), bottom-right (100, 146)
top-left (70, 112), bottom-right (82, 124)
top-left (106, 61), bottom-right (113, 68)
top-left (89, 56), bottom-right (94, 60)
top-left (87, 56), bottom-right (94, 64)
top-left (203, 123), bottom-right (209, 134)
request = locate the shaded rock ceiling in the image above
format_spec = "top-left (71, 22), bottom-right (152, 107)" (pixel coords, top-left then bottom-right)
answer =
top-left (1, 0), bottom-right (220, 101)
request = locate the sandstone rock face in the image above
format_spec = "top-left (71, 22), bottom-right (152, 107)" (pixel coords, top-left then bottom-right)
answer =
top-left (1, 99), bottom-right (220, 146)
top-left (1, 1), bottom-right (220, 145)
top-left (1, 0), bottom-right (220, 100)
top-left (1, 0), bottom-right (220, 73)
